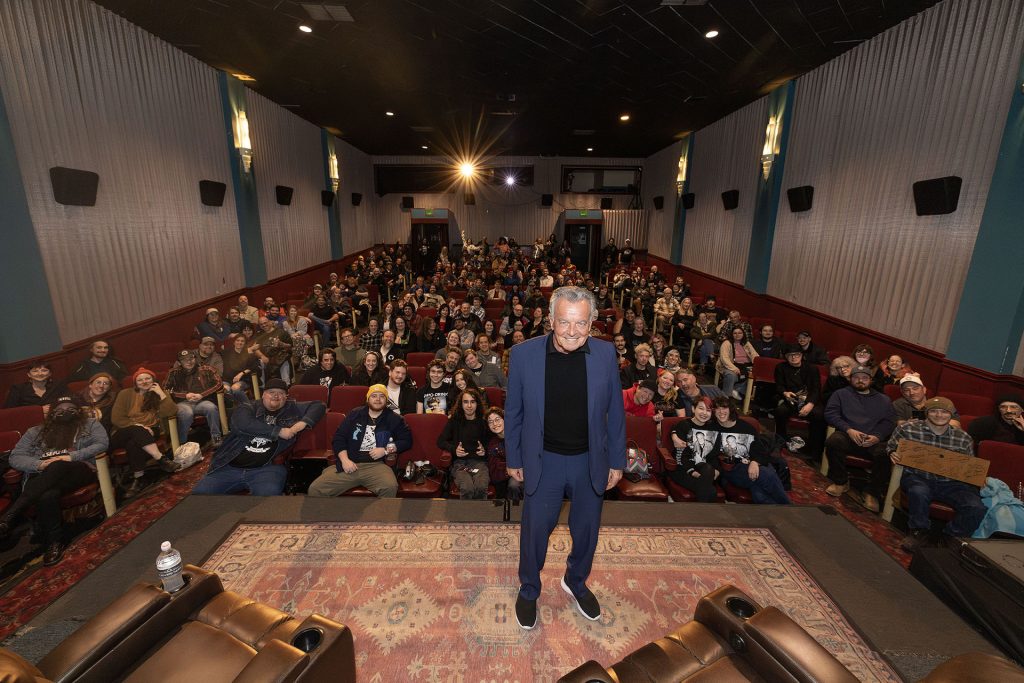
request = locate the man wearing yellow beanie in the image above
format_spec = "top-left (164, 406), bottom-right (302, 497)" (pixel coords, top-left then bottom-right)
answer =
top-left (307, 384), bottom-right (412, 497)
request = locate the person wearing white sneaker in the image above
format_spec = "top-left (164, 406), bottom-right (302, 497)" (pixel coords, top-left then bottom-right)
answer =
top-left (506, 287), bottom-right (626, 630)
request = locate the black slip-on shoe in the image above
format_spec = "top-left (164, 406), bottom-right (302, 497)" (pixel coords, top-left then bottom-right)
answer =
top-left (561, 576), bottom-right (601, 621)
top-left (515, 594), bottom-right (537, 630)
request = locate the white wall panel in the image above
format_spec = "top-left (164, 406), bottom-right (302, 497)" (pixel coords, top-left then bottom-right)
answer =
top-left (681, 97), bottom-right (767, 283)
top-left (643, 141), bottom-right (683, 259)
top-left (334, 137), bottom-right (376, 254)
top-left (248, 90), bottom-right (331, 279)
top-left (768, 0), bottom-right (1024, 352)
top-left (0, 0), bottom-right (243, 344)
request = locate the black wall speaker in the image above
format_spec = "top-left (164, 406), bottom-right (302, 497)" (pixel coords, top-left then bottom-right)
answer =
top-left (682, 193), bottom-right (695, 210)
top-left (600, 197), bottom-right (613, 210)
top-left (321, 191), bottom-right (335, 207)
top-left (913, 176), bottom-right (962, 216)
top-left (401, 196), bottom-right (414, 209)
top-left (464, 192), bottom-right (476, 205)
top-left (275, 185), bottom-right (293, 205)
top-left (198, 180), bottom-right (226, 207)
top-left (721, 190), bottom-right (739, 211)
top-left (787, 185), bottom-right (814, 213)
top-left (49, 167), bottom-right (99, 206)
top-left (541, 193), bottom-right (553, 207)
top-left (351, 192), bottom-right (362, 206)
top-left (652, 195), bottom-right (664, 211)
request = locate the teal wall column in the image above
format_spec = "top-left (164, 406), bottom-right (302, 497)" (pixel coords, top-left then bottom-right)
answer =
top-left (0, 85), bottom-right (62, 361)
top-left (322, 130), bottom-right (343, 260)
top-left (669, 134), bottom-right (694, 265)
top-left (744, 80), bottom-right (796, 294)
top-left (217, 71), bottom-right (267, 287)
top-left (947, 60), bottom-right (1024, 374)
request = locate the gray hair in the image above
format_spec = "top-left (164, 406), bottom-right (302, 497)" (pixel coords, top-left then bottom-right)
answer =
top-left (548, 286), bottom-right (598, 322)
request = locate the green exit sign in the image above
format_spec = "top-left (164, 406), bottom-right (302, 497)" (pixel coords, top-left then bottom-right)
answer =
top-left (425, 209), bottom-right (434, 216)
top-left (579, 210), bottom-right (588, 216)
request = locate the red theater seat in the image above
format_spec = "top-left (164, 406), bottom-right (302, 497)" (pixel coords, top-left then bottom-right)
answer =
top-left (288, 384), bottom-right (329, 404)
top-left (980, 441), bottom-right (1024, 501)
top-left (148, 342), bottom-right (185, 363)
top-left (329, 386), bottom-right (368, 415)
top-left (484, 387), bottom-right (505, 409)
top-left (405, 352), bottom-right (436, 368)
top-left (616, 417), bottom-right (668, 501)
top-left (406, 366), bottom-right (426, 389)
top-left (0, 406), bottom-right (44, 436)
top-left (942, 392), bottom-right (995, 417)
top-left (397, 414), bottom-right (449, 498)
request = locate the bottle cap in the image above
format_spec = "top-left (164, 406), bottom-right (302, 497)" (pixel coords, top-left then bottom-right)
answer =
top-left (161, 541), bottom-right (171, 552)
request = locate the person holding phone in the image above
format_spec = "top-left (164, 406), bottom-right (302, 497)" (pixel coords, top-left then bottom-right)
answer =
top-left (438, 388), bottom-right (491, 499)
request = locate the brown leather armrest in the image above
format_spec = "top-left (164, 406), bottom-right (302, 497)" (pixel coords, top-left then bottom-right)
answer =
top-left (918, 652), bottom-right (1024, 682)
top-left (37, 583), bottom-right (169, 683)
top-left (556, 660), bottom-right (616, 682)
top-left (232, 640), bottom-right (308, 683)
top-left (743, 607), bottom-right (858, 683)
top-left (289, 614), bottom-right (356, 683)
top-left (658, 447), bottom-right (678, 471)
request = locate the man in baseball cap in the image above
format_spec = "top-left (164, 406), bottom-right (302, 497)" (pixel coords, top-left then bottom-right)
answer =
top-left (192, 378), bottom-right (325, 496)
top-left (887, 396), bottom-right (985, 552)
top-left (307, 383), bottom-right (413, 498)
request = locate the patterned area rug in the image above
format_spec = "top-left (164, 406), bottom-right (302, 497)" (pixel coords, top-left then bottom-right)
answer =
top-left (205, 522), bottom-right (899, 682)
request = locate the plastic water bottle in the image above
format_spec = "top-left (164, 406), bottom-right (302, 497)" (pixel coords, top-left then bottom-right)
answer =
top-left (156, 541), bottom-right (184, 593)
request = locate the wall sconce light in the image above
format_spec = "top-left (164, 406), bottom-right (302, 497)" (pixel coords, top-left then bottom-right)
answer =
top-left (328, 153), bottom-right (340, 191)
top-left (761, 115), bottom-right (780, 181)
top-left (234, 111), bottom-right (253, 173)
top-left (676, 151), bottom-right (689, 196)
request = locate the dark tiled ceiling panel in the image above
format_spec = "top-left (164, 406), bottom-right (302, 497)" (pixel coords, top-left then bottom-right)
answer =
top-left (92, 0), bottom-right (940, 156)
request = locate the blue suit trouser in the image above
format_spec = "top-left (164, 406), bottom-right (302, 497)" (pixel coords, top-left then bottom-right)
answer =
top-left (518, 450), bottom-right (603, 601)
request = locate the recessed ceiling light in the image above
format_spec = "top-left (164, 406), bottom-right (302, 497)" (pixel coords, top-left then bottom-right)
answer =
top-left (705, 29), bottom-right (719, 38)
top-left (421, 145), bottom-right (428, 150)
top-left (385, 111), bottom-right (395, 117)
top-left (299, 24), bottom-right (313, 33)
top-left (619, 114), bottom-right (630, 122)
top-left (586, 147), bottom-right (594, 152)
top-left (230, 73), bottom-right (256, 82)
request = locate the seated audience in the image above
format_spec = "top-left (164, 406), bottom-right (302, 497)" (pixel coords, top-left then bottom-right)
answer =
top-left (110, 368), bottom-right (177, 496)
top-left (417, 360), bottom-right (451, 414)
top-left (881, 354), bottom-right (915, 385)
top-left (252, 316), bottom-right (293, 383)
top-left (675, 368), bottom-right (725, 417)
top-left (485, 408), bottom-right (519, 500)
top-left (716, 310), bottom-right (753, 344)
top-left (753, 324), bottom-right (784, 359)
top-left (620, 343), bottom-right (655, 389)
top-left (307, 384), bottom-right (410, 498)
top-left (698, 295), bottom-right (728, 325)
top-left (668, 396), bottom-right (721, 502)
top-left (393, 315), bottom-right (414, 354)
top-left (824, 364), bottom-right (896, 512)
top-left (626, 316), bottom-right (650, 351)
top-left (225, 307), bottom-right (246, 335)
top-left (795, 331), bottom-right (830, 366)
top-left (893, 374), bottom-right (960, 428)
top-left (822, 355), bottom-right (855, 404)
top-left (193, 379), bottom-right (324, 496)
top-left (716, 327), bottom-right (758, 399)
top-left (622, 379), bottom-right (658, 418)
top-left (282, 305), bottom-right (315, 368)
top-left (463, 348), bottom-right (506, 389)
top-left (77, 372), bottom-right (116, 433)
top-left (195, 308), bottom-right (231, 343)
top-left (350, 351), bottom-right (388, 386)
top-left (653, 287), bottom-right (678, 334)
top-left (661, 348), bottom-right (684, 373)
top-left (712, 397), bottom-right (789, 504)
top-left (222, 334), bottom-right (260, 393)
top-left (475, 334), bottom-right (500, 367)
top-left (165, 350), bottom-right (223, 447)
top-left (652, 369), bottom-right (685, 418)
top-left (196, 336), bottom-right (224, 377)
top-left (852, 344), bottom-right (885, 391)
top-left (378, 329), bottom-right (404, 365)
top-left (334, 327), bottom-right (367, 369)
top-left (967, 395), bottom-right (1024, 446)
top-left (888, 396), bottom-right (986, 551)
top-left (309, 293), bottom-right (341, 342)
top-left (439, 387), bottom-right (491, 499)
top-left (671, 296), bottom-right (697, 342)
top-left (448, 369), bottom-right (484, 408)
top-left (384, 360), bottom-right (417, 415)
top-left (690, 312), bottom-right (717, 371)
top-left (414, 317), bottom-right (444, 354)
top-left (4, 362), bottom-right (67, 409)
top-left (67, 341), bottom-right (127, 382)
top-left (502, 330), bottom-right (526, 375)
top-left (236, 295), bottom-right (259, 324)
top-left (298, 348), bottom-right (351, 390)
top-left (774, 345), bottom-right (826, 460)
top-left (612, 333), bottom-right (634, 368)
top-left (2, 395), bottom-right (107, 565)
top-left (359, 318), bottom-right (383, 351)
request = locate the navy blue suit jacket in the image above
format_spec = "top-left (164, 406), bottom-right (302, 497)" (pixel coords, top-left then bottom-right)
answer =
top-left (505, 334), bottom-right (627, 495)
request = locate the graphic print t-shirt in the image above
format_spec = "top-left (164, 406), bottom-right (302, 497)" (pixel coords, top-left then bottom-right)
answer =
top-left (713, 419), bottom-right (757, 469)
top-left (670, 420), bottom-right (720, 470)
top-left (417, 385), bottom-right (449, 415)
top-left (230, 412), bottom-right (280, 468)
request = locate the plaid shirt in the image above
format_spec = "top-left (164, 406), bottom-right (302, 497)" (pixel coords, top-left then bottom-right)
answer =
top-left (359, 330), bottom-right (382, 351)
top-left (887, 419), bottom-right (974, 482)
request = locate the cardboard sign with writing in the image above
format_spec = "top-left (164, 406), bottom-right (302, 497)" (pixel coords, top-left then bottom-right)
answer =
top-left (895, 440), bottom-right (989, 486)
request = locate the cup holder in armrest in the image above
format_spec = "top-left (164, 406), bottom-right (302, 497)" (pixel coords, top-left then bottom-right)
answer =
top-left (291, 627), bottom-right (323, 653)
top-left (726, 596), bottom-right (757, 619)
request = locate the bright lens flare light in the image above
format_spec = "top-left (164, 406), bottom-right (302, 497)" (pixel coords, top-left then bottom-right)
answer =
top-left (705, 30), bottom-right (719, 38)
top-left (299, 25), bottom-right (313, 33)
top-left (504, 175), bottom-right (517, 187)
top-left (459, 162), bottom-right (476, 179)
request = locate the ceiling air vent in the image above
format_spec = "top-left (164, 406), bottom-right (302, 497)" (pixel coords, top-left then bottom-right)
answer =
top-left (301, 4), bottom-right (354, 22)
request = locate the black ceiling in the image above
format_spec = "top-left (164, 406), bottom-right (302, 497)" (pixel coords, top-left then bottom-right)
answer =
top-left (91, 0), bottom-right (940, 158)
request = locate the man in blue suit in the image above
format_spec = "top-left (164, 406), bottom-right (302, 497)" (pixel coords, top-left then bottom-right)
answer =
top-left (506, 286), bottom-right (626, 630)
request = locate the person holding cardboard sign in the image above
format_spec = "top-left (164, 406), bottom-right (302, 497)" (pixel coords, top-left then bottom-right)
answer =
top-left (887, 397), bottom-right (986, 552)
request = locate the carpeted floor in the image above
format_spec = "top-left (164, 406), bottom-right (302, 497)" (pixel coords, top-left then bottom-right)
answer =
top-left (204, 521), bottom-right (900, 681)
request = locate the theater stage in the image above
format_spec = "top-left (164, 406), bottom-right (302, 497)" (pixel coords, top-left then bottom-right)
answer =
top-left (13, 498), bottom-right (1001, 681)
